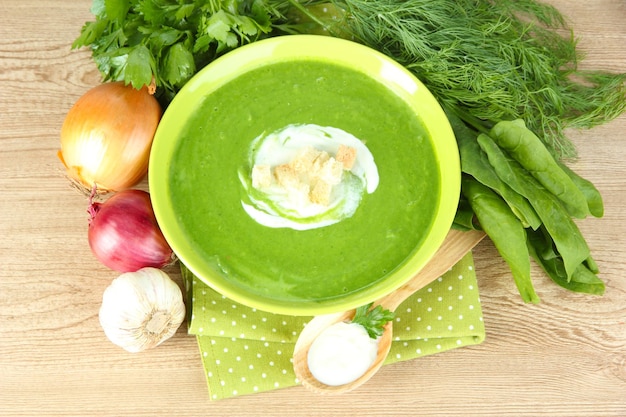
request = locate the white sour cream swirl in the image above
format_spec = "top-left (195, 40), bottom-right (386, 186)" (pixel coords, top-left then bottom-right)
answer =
top-left (240, 124), bottom-right (379, 230)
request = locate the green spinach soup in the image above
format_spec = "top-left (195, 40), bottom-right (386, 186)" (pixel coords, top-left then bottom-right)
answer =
top-left (168, 59), bottom-right (440, 303)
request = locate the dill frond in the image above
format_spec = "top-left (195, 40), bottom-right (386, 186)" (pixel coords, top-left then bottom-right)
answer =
top-left (327, 0), bottom-right (626, 158)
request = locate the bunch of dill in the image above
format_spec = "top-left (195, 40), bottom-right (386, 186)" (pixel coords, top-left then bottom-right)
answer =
top-left (311, 0), bottom-right (626, 158)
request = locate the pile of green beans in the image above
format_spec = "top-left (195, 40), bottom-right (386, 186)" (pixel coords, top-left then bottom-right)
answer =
top-left (447, 111), bottom-right (605, 303)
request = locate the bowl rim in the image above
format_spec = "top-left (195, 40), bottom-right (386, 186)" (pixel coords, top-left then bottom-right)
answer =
top-left (149, 34), bottom-right (460, 316)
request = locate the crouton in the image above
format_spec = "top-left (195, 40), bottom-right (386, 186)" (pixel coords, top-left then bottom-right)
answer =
top-left (319, 158), bottom-right (344, 185)
top-left (251, 164), bottom-right (272, 189)
top-left (274, 163), bottom-right (299, 189)
top-left (336, 145), bottom-right (357, 170)
top-left (310, 180), bottom-right (332, 206)
top-left (251, 144), bottom-right (352, 207)
top-left (290, 146), bottom-right (318, 173)
top-left (310, 150), bottom-right (330, 178)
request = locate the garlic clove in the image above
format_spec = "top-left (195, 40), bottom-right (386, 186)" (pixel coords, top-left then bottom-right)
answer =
top-left (99, 267), bottom-right (186, 353)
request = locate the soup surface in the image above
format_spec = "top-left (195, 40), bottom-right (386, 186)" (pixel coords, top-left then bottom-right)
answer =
top-left (169, 59), bottom-right (441, 302)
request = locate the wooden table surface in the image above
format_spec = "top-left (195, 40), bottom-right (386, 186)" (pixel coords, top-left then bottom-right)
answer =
top-left (1, 1), bottom-right (625, 416)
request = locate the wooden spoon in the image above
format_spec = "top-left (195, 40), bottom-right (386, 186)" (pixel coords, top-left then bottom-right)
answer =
top-left (292, 228), bottom-right (486, 394)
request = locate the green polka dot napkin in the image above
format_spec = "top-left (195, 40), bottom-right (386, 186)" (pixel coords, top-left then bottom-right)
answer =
top-left (180, 252), bottom-right (485, 400)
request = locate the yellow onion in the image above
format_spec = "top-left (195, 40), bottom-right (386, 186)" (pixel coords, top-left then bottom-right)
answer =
top-left (58, 81), bottom-right (162, 192)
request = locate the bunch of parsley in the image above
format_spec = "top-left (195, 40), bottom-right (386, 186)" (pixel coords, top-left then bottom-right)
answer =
top-left (73, 0), bottom-right (301, 104)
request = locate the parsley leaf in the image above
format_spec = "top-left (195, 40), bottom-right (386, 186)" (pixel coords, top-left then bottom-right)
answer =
top-left (163, 43), bottom-right (196, 87)
top-left (351, 303), bottom-right (395, 339)
top-left (105, 0), bottom-right (130, 23)
top-left (72, 19), bottom-right (108, 49)
top-left (126, 44), bottom-right (154, 89)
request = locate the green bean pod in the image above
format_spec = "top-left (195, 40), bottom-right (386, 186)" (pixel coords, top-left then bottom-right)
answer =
top-left (448, 111), bottom-right (541, 229)
top-left (527, 228), bottom-right (605, 295)
top-left (477, 133), bottom-right (590, 280)
top-left (462, 176), bottom-right (539, 303)
top-left (557, 161), bottom-right (604, 218)
top-left (584, 255), bottom-right (600, 275)
top-left (490, 120), bottom-right (590, 219)
top-left (453, 197), bottom-right (478, 231)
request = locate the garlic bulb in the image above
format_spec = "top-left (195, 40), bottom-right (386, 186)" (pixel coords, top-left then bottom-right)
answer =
top-left (99, 267), bottom-right (186, 353)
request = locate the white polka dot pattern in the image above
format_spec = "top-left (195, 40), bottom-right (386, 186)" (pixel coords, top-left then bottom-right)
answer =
top-left (181, 252), bottom-right (485, 400)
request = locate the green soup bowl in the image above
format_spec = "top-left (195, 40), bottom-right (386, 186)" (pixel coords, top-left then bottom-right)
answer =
top-left (149, 35), bottom-right (460, 316)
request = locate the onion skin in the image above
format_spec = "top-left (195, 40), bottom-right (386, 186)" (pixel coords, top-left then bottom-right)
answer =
top-left (59, 82), bottom-right (162, 192)
top-left (88, 189), bottom-right (173, 272)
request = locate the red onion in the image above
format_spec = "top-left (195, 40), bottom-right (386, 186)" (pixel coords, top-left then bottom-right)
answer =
top-left (88, 189), bottom-right (173, 272)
